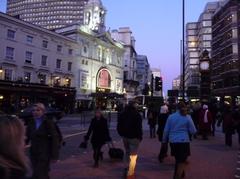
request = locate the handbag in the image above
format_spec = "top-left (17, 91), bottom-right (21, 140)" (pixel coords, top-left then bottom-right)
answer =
top-left (108, 142), bottom-right (124, 160)
top-left (79, 141), bottom-right (88, 149)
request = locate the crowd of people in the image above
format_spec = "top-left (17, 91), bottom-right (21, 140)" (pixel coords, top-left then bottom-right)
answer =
top-left (0, 100), bottom-right (239, 179)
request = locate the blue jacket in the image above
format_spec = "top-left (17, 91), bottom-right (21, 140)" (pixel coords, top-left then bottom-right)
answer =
top-left (162, 111), bottom-right (197, 143)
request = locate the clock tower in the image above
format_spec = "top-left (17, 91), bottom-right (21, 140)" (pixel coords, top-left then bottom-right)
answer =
top-left (84, 0), bottom-right (106, 33)
top-left (199, 50), bottom-right (211, 102)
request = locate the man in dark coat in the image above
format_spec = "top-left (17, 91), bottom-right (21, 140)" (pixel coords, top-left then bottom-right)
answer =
top-left (117, 101), bottom-right (142, 179)
top-left (26, 103), bottom-right (60, 179)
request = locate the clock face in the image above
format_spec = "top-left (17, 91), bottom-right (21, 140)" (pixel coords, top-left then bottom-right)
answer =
top-left (200, 61), bottom-right (209, 70)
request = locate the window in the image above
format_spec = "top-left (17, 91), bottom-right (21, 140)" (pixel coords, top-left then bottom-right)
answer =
top-left (26, 35), bottom-right (33, 43)
top-left (68, 49), bottom-right (73, 55)
top-left (24, 72), bottom-right (31, 83)
top-left (5, 47), bottom-right (14, 60)
top-left (4, 69), bottom-right (13, 81)
top-left (41, 55), bottom-right (47, 66)
top-left (7, 29), bottom-right (15, 39)
top-left (83, 46), bottom-right (87, 53)
top-left (57, 45), bottom-right (62, 52)
top-left (56, 59), bottom-right (61, 69)
top-left (202, 21), bottom-right (212, 27)
top-left (203, 35), bottom-right (212, 41)
top-left (68, 62), bottom-right (72, 71)
top-left (82, 59), bottom-right (85, 64)
top-left (38, 74), bottom-right (46, 84)
top-left (25, 51), bottom-right (33, 64)
top-left (189, 52), bottom-right (198, 58)
top-left (42, 40), bottom-right (48, 48)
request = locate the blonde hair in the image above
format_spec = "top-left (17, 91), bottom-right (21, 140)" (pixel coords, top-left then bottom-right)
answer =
top-left (0, 116), bottom-right (30, 173)
top-left (33, 103), bottom-right (46, 112)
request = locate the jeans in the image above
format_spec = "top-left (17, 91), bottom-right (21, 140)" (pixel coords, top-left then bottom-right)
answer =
top-left (122, 138), bottom-right (141, 176)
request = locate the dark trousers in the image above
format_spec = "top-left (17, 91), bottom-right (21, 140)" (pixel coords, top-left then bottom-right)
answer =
top-left (159, 143), bottom-right (168, 161)
top-left (31, 157), bottom-right (50, 179)
top-left (93, 144), bottom-right (103, 165)
top-left (149, 125), bottom-right (156, 138)
top-left (225, 131), bottom-right (232, 147)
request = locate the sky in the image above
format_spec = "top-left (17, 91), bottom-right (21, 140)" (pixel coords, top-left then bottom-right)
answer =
top-left (0, 0), bottom-right (217, 93)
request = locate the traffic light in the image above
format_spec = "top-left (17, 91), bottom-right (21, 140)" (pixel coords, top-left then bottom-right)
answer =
top-left (155, 77), bottom-right (162, 91)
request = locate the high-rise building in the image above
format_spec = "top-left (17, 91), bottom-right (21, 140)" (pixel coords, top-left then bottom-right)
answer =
top-left (136, 55), bottom-right (150, 94)
top-left (184, 2), bottom-right (220, 99)
top-left (6, 0), bottom-right (89, 30)
top-left (211, 0), bottom-right (240, 104)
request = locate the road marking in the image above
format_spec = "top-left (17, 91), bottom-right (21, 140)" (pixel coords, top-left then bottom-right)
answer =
top-left (63, 131), bottom-right (87, 139)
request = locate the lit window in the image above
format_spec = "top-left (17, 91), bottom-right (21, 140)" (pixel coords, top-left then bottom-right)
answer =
top-left (24, 72), bottom-right (31, 83)
top-left (7, 29), bottom-right (15, 39)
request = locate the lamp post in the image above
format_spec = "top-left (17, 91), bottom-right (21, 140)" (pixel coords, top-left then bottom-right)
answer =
top-left (182, 0), bottom-right (185, 101)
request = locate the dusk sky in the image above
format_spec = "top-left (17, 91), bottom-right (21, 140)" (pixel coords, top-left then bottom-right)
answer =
top-left (0, 0), bottom-right (217, 93)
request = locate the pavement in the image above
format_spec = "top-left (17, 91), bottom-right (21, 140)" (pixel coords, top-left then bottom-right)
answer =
top-left (49, 115), bottom-right (238, 179)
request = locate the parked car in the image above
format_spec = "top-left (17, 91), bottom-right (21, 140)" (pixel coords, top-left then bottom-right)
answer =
top-left (18, 106), bottom-right (64, 125)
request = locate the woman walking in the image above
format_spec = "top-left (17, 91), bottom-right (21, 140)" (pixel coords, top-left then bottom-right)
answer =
top-left (0, 115), bottom-right (30, 179)
top-left (84, 108), bottom-right (111, 167)
top-left (163, 102), bottom-right (197, 179)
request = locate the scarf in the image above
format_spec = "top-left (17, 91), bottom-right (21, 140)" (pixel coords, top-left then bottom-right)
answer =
top-left (204, 110), bottom-right (208, 123)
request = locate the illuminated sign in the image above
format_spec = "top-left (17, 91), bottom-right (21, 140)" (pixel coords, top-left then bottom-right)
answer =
top-left (97, 69), bottom-right (111, 89)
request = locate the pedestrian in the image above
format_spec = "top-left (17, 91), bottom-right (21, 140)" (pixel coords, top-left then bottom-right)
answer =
top-left (147, 104), bottom-right (157, 138)
top-left (0, 115), bottom-right (30, 179)
top-left (191, 102), bottom-right (201, 138)
top-left (163, 102), bottom-right (197, 179)
top-left (233, 105), bottom-right (240, 145)
top-left (117, 101), bottom-right (142, 179)
top-left (157, 103), bottom-right (169, 162)
top-left (26, 103), bottom-right (60, 179)
top-left (217, 104), bottom-right (234, 147)
top-left (84, 108), bottom-right (111, 168)
top-left (198, 104), bottom-right (212, 140)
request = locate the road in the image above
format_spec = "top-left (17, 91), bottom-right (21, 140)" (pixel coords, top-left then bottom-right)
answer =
top-left (50, 114), bottom-right (238, 179)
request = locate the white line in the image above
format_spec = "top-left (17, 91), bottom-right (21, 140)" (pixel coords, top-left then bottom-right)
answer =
top-left (63, 131), bottom-right (87, 139)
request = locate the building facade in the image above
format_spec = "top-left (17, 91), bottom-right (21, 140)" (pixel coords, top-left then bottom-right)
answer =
top-left (184, 2), bottom-right (220, 100)
top-left (172, 76), bottom-right (181, 90)
top-left (136, 55), bottom-right (150, 95)
top-left (7, 0), bottom-right (88, 30)
top-left (0, 0), bottom-right (125, 112)
top-left (211, 0), bottom-right (240, 104)
top-left (55, 0), bottom-right (125, 110)
top-left (111, 27), bottom-right (139, 99)
top-left (0, 12), bottom-right (77, 112)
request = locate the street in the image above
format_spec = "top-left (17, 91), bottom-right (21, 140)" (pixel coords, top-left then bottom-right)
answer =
top-left (50, 114), bottom-right (238, 179)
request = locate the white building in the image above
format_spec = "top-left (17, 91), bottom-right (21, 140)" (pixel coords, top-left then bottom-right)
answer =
top-left (0, 0), bottom-right (125, 112)
top-left (57, 0), bottom-right (124, 109)
top-left (0, 12), bottom-right (77, 112)
top-left (111, 27), bottom-right (139, 99)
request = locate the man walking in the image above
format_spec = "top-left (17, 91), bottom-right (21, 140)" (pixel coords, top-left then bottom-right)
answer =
top-left (117, 101), bottom-right (143, 179)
